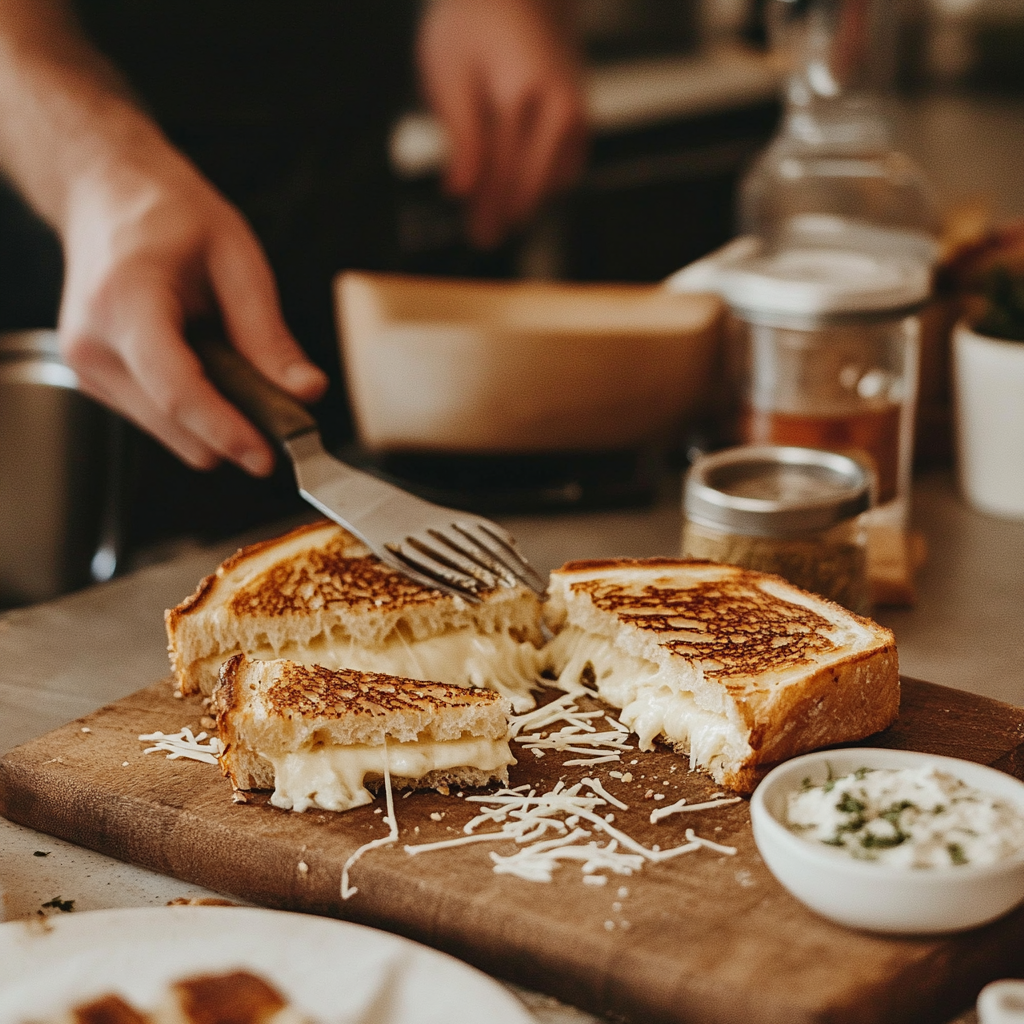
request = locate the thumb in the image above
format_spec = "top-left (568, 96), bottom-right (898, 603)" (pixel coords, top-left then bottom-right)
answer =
top-left (206, 218), bottom-right (329, 402)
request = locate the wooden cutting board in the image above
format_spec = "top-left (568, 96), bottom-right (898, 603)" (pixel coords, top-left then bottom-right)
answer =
top-left (2, 677), bottom-right (1024, 1024)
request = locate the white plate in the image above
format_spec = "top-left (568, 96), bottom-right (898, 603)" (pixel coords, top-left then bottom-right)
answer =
top-left (0, 906), bottom-right (535, 1024)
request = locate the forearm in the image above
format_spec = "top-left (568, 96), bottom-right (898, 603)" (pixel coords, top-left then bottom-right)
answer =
top-left (0, 0), bottom-right (171, 234)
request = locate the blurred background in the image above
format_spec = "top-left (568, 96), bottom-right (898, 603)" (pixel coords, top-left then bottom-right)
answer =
top-left (1, 0), bottom-right (1023, 608)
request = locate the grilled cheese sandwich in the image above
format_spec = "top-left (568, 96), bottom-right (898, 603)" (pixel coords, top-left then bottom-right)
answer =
top-left (214, 655), bottom-right (516, 812)
top-left (543, 558), bottom-right (899, 792)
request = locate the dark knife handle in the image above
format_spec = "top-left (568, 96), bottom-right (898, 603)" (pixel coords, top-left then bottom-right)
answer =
top-left (189, 322), bottom-right (317, 444)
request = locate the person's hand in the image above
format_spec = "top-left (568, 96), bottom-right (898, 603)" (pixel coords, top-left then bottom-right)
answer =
top-left (58, 132), bottom-right (328, 475)
top-left (416, 0), bottom-right (587, 250)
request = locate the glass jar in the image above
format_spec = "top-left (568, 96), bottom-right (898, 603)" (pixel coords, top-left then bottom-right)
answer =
top-left (718, 246), bottom-right (926, 529)
top-left (682, 445), bottom-right (872, 614)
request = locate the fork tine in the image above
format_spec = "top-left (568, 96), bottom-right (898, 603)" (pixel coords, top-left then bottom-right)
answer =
top-left (385, 541), bottom-right (486, 601)
top-left (455, 521), bottom-right (547, 595)
top-left (376, 548), bottom-right (481, 603)
top-left (431, 527), bottom-right (519, 589)
top-left (413, 531), bottom-right (501, 590)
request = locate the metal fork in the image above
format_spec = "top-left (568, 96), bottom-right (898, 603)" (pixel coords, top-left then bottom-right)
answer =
top-left (193, 327), bottom-right (546, 602)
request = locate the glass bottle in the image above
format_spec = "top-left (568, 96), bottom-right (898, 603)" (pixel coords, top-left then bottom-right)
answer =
top-left (739, 0), bottom-right (938, 259)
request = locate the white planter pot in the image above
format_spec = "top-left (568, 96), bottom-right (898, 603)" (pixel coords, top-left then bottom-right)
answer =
top-left (953, 320), bottom-right (1024, 520)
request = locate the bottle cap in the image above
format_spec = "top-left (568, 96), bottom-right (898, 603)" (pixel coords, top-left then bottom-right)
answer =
top-left (684, 445), bottom-right (872, 537)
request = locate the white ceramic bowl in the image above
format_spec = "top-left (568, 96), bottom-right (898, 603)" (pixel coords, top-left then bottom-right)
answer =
top-left (750, 747), bottom-right (1024, 934)
top-left (335, 272), bottom-right (722, 453)
top-left (978, 979), bottom-right (1024, 1024)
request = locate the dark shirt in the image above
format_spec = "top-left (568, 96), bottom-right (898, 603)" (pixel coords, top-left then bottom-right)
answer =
top-left (77, 2), bottom-right (418, 390)
top-left (57, 4), bottom-right (417, 545)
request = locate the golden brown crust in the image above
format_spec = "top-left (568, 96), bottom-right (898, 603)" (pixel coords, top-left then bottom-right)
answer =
top-left (571, 568), bottom-right (841, 683)
top-left (169, 971), bottom-right (286, 1024)
top-left (227, 537), bottom-right (440, 619)
top-left (255, 659), bottom-right (504, 721)
top-left (554, 556), bottom-right (713, 575)
top-left (214, 655), bottom-right (515, 794)
top-left (71, 996), bottom-right (151, 1024)
top-left (562, 559), bottom-right (894, 705)
top-left (166, 519), bottom-right (543, 699)
top-left (213, 654), bottom-right (247, 789)
top-left (721, 645), bottom-right (900, 791)
top-left (167, 522), bottom-right (336, 628)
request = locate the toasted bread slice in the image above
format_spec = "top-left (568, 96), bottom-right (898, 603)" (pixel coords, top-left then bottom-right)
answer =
top-left (214, 655), bottom-right (515, 812)
top-left (543, 558), bottom-right (899, 793)
top-left (165, 521), bottom-right (543, 710)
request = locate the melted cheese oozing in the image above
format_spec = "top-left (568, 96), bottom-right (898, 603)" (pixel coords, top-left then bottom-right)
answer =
top-left (266, 735), bottom-right (514, 813)
top-left (544, 626), bottom-right (741, 772)
top-left (203, 629), bottom-right (541, 711)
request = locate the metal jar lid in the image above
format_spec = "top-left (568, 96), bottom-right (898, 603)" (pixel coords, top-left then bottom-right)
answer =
top-left (684, 445), bottom-right (871, 538)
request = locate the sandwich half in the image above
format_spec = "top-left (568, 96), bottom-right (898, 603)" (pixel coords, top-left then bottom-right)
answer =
top-left (214, 655), bottom-right (516, 812)
top-left (543, 558), bottom-right (899, 792)
top-left (166, 520), bottom-right (543, 711)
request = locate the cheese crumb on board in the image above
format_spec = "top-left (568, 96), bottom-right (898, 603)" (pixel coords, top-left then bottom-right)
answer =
top-left (650, 795), bottom-right (742, 825)
top-left (509, 692), bottom-right (634, 766)
top-left (405, 778), bottom-right (733, 884)
top-left (139, 727), bottom-right (224, 765)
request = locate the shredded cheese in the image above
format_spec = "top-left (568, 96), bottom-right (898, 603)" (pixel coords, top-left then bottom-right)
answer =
top-left (139, 728), bottom-right (224, 764)
top-left (490, 831), bottom-right (646, 883)
top-left (650, 795), bottom-right (742, 824)
top-left (340, 739), bottom-right (398, 900)
top-left (405, 778), bottom-right (732, 883)
top-left (683, 828), bottom-right (738, 856)
top-left (509, 691), bottom-right (635, 766)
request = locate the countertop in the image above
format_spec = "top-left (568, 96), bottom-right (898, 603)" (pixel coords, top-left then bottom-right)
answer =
top-left (1, 468), bottom-right (1021, 1022)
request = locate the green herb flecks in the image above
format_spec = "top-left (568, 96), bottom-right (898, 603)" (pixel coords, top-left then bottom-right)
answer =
top-left (40, 897), bottom-right (75, 913)
top-left (947, 843), bottom-right (969, 866)
top-left (976, 268), bottom-right (1024, 342)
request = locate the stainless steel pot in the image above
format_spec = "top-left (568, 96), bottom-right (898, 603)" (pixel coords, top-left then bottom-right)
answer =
top-left (0, 331), bottom-right (120, 607)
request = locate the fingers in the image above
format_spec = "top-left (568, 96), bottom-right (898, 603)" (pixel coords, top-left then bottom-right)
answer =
top-left (122, 288), bottom-right (278, 476)
top-left (416, 0), bottom-right (588, 250)
top-left (62, 284), bottom-right (277, 477)
top-left (57, 134), bottom-right (325, 479)
top-left (468, 80), bottom-right (586, 248)
top-left (424, 65), bottom-right (486, 202)
top-left (65, 339), bottom-right (220, 471)
top-left (206, 220), bottom-right (328, 404)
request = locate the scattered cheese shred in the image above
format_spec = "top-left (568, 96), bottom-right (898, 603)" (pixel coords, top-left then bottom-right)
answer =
top-left (490, 830), bottom-right (646, 884)
top-left (139, 728), bottom-right (224, 764)
top-left (341, 740), bottom-right (398, 900)
top-left (684, 828), bottom-right (738, 856)
top-left (649, 795), bottom-right (742, 824)
top-left (405, 778), bottom-right (731, 883)
top-left (509, 691), bottom-right (634, 766)
top-left (580, 776), bottom-right (629, 811)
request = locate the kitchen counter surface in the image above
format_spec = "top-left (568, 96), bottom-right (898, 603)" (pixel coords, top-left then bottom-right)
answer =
top-left (1, 468), bottom-right (1021, 1022)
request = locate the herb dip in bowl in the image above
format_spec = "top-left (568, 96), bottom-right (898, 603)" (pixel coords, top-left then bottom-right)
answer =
top-left (750, 748), bottom-right (1024, 933)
